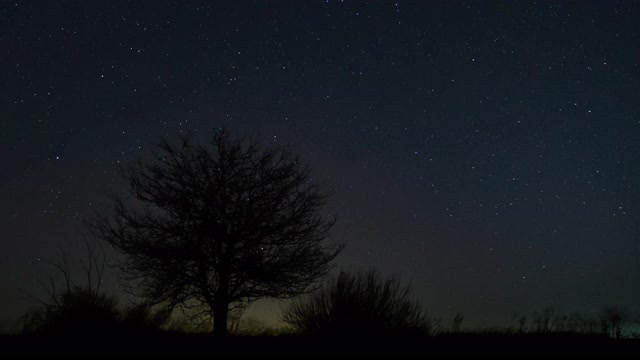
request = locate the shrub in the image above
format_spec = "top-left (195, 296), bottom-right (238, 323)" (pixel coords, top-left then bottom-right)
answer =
top-left (24, 288), bottom-right (120, 335)
top-left (282, 269), bottom-right (431, 336)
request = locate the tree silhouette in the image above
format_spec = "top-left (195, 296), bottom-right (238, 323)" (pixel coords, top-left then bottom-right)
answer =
top-left (87, 129), bottom-right (342, 335)
top-left (600, 306), bottom-right (630, 338)
top-left (452, 313), bottom-right (464, 333)
top-left (282, 268), bottom-right (431, 336)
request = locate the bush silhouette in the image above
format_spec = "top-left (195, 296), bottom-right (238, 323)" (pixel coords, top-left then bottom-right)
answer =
top-left (24, 289), bottom-right (170, 335)
top-left (282, 269), bottom-right (431, 336)
top-left (23, 241), bottom-right (168, 335)
top-left (120, 303), bottom-right (171, 333)
top-left (24, 287), bottom-right (120, 335)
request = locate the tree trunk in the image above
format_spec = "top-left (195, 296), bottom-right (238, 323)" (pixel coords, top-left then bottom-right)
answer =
top-left (213, 302), bottom-right (229, 335)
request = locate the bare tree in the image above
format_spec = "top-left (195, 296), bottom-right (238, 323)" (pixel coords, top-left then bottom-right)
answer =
top-left (452, 313), bottom-right (464, 333)
top-left (87, 129), bottom-right (343, 335)
top-left (600, 306), bottom-right (630, 338)
top-left (517, 315), bottom-right (527, 333)
top-left (532, 307), bottom-right (555, 333)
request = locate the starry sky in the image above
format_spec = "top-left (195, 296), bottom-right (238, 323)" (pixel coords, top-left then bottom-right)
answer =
top-left (1, 1), bottom-right (640, 330)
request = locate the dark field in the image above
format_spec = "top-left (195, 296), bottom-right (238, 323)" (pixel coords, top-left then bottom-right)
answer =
top-left (3, 333), bottom-right (640, 357)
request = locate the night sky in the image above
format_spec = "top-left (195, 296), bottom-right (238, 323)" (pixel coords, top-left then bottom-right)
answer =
top-left (2, 1), bottom-right (640, 330)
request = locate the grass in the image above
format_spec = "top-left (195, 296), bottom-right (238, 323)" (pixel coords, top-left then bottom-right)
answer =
top-left (2, 330), bottom-right (640, 357)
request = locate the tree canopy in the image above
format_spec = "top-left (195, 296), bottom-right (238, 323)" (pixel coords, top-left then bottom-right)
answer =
top-left (88, 129), bottom-right (343, 334)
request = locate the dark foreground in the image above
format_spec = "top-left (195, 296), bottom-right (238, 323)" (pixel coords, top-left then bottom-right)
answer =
top-left (3, 333), bottom-right (640, 357)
